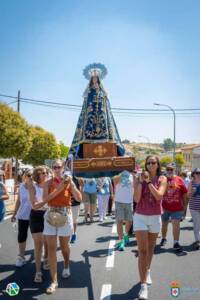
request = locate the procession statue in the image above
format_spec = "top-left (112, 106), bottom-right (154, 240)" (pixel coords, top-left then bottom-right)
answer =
top-left (68, 63), bottom-right (134, 177)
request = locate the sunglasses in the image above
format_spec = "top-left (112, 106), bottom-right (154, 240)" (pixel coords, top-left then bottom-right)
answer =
top-left (166, 168), bottom-right (174, 171)
top-left (53, 166), bottom-right (62, 170)
top-left (194, 172), bottom-right (200, 175)
top-left (147, 161), bottom-right (157, 165)
top-left (38, 172), bottom-right (48, 175)
top-left (27, 174), bottom-right (32, 177)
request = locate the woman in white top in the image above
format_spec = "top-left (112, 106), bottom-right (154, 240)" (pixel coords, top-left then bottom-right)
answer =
top-left (27, 166), bottom-right (49, 283)
top-left (11, 170), bottom-right (32, 267)
top-left (113, 171), bottom-right (134, 251)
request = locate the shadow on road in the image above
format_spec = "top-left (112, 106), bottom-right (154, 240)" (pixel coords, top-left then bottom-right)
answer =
top-left (109, 282), bottom-right (141, 300)
top-left (180, 226), bottom-right (193, 231)
top-left (96, 235), bottom-right (118, 243)
top-left (0, 248), bottom-right (97, 300)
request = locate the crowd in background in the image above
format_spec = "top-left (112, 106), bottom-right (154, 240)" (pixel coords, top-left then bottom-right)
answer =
top-left (0, 156), bottom-right (200, 299)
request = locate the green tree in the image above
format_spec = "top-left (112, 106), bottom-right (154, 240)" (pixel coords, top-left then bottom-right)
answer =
top-left (146, 149), bottom-right (160, 155)
top-left (0, 102), bottom-right (32, 159)
top-left (23, 126), bottom-right (61, 166)
top-left (163, 138), bottom-right (174, 151)
top-left (59, 141), bottom-right (69, 158)
top-left (160, 156), bottom-right (173, 167)
top-left (139, 160), bottom-right (145, 169)
top-left (175, 154), bottom-right (185, 168)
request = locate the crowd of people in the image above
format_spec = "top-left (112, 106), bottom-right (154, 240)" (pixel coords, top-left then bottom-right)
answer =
top-left (0, 156), bottom-right (200, 299)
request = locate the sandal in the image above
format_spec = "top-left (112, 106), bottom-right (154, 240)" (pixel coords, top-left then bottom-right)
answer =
top-left (46, 282), bottom-right (58, 294)
top-left (34, 272), bottom-right (43, 283)
top-left (43, 258), bottom-right (50, 270)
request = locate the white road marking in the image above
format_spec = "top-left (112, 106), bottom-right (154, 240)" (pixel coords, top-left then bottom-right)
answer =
top-left (106, 224), bottom-right (117, 269)
top-left (100, 284), bottom-right (112, 300)
top-left (112, 223), bottom-right (117, 234)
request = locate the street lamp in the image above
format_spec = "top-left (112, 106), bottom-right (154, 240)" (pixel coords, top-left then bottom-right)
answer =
top-left (154, 102), bottom-right (176, 162)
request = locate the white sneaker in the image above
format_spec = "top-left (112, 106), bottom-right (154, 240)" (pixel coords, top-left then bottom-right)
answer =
top-left (138, 283), bottom-right (148, 299)
top-left (146, 269), bottom-right (152, 285)
top-left (62, 267), bottom-right (70, 278)
top-left (99, 217), bottom-right (103, 222)
top-left (16, 255), bottom-right (26, 267)
top-left (103, 216), bottom-right (107, 220)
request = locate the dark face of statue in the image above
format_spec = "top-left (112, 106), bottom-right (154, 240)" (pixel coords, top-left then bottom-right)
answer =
top-left (92, 76), bottom-right (98, 85)
top-left (89, 75), bottom-right (100, 88)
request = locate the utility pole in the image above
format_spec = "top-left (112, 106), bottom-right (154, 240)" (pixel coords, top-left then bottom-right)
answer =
top-left (17, 90), bottom-right (20, 113)
top-left (15, 90), bottom-right (21, 184)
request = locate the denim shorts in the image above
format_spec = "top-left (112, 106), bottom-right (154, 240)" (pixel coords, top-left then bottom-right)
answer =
top-left (162, 210), bottom-right (183, 221)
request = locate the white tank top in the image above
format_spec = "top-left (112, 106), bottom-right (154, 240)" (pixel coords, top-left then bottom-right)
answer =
top-left (115, 174), bottom-right (134, 204)
top-left (34, 184), bottom-right (43, 203)
top-left (34, 184), bottom-right (48, 210)
top-left (16, 183), bottom-right (32, 220)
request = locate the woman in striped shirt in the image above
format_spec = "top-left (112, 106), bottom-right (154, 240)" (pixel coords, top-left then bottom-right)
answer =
top-left (188, 168), bottom-right (200, 250)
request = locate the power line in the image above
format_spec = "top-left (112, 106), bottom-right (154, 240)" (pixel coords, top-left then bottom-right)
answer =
top-left (21, 100), bottom-right (200, 117)
top-left (7, 100), bottom-right (18, 105)
top-left (1, 92), bottom-right (200, 112)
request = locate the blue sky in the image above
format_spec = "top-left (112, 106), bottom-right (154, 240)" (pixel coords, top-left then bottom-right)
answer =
top-left (0, 0), bottom-right (200, 145)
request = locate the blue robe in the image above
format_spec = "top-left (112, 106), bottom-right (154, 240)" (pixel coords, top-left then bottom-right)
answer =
top-left (69, 86), bottom-right (125, 158)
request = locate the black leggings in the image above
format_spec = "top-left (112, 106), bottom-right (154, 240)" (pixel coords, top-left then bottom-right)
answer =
top-left (18, 219), bottom-right (29, 243)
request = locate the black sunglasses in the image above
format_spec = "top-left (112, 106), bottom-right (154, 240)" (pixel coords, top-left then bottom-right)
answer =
top-left (53, 166), bottom-right (62, 170)
top-left (166, 168), bottom-right (174, 171)
top-left (194, 172), bottom-right (200, 175)
top-left (147, 161), bottom-right (157, 165)
top-left (38, 172), bottom-right (48, 175)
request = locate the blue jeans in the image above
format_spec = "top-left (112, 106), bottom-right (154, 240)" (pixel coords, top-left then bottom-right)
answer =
top-left (162, 210), bottom-right (183, 221)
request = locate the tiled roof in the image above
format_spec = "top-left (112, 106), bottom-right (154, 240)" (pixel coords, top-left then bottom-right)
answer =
top-left (181, 144), bottom-right (200, 150)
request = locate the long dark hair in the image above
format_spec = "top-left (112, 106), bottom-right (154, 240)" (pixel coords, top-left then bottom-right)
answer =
top-left (89, 75), bottom-right (100, 88)
top-left (145, 155), bottom-right (161, 176)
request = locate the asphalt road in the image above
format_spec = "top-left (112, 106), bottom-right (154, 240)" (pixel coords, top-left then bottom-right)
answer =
top-left (0, 213), bottom-right (200, 300)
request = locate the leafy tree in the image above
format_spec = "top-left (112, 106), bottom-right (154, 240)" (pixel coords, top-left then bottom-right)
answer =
top-left (145, 149), bottom-right (160, 155)
top-left (0, 102), bottom-right (32, 159)
top-left (175, 154), bottom-right (185, 167)
top-left (160, 156), bottom-right (173, 167)
top-left (23, 126), bottom-right (61, 166)
top-left (59, 141), bottom-right (69, 158)
top-left (139, 160), bottom-right (145, 169)
top-left (163, 138), bottom-right (174, 151)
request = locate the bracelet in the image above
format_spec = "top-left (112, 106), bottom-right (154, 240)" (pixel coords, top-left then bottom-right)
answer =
top-left (147, 181), bottom-right (152, 185)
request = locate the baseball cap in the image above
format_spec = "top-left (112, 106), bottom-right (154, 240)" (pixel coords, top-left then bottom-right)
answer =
top-left (166, 163), bottom-right (176, 169)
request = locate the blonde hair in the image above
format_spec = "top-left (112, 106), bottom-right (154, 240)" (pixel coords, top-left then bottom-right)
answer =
top-left (51, 159), bottom-right (64, 168)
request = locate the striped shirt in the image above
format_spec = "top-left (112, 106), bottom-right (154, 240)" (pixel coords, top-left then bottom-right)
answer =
top-left (189, 182), bottom-right (200, 211)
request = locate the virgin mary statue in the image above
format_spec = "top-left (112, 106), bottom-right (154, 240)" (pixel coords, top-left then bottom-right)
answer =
top-left (69, 63), bottom-right (125, 158)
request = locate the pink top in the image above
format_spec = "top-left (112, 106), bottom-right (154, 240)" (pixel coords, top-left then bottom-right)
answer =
top-left (135, 176), bottom-right (163, 216)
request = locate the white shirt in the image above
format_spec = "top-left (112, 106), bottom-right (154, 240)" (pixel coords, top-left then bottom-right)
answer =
top-left (34, 184), bottom-right (47, 210)
top-left (183, 177), bottom-right (190, 189)
top-left (34, 184), bottom-right (44, 203)
top-left (114, 173), bottom-right (134, 204)
top-left (16, 183), bottom-right (32, 220)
